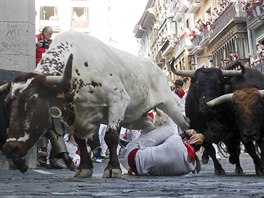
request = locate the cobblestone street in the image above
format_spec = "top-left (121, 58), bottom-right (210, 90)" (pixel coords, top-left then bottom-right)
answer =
top-left (0, 152), bottom-right (263, 197)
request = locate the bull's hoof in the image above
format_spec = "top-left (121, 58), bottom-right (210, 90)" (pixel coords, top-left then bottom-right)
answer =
top-left (74, 169), bottom-right (93, 178)
top-left (255, 166), bottom-right (264, 176)
top-left (202, 157), bottom-right (209, 164)
top-left (13, 158), bottom-right (28, 173)
top-left (103, 168), bottom-right (122, 178)
top-left (235, 167), bottom-right (243, 175)
top-left (17, 164), bottom-right (29, 173)
top-left (229, 156), bottom-right (237, 164)
top-left (214, 169), bottom-right (226, 175)
top-left (65, 160), bottom-right (76, 171)
top-left (62, 154), bottom-right (76, 171)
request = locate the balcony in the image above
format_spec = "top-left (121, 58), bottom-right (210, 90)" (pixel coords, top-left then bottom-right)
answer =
top-left (174, 33), bottom-right (192, 58)
top-left (187, 0), bottom-right (201, 13)
top-left (199, 28), bottom-right (211, 47)
top-left (134, 7), bottom-right (156, 38)
top-left (156, 52), bottom-right (165, 67)
top-left (223, 59), bottom-right (250, 70)
top-left (210, 3), bottom-right (247, 41)
top-left (159, 39), bottom-right (175, 57)
top-left (140, 7), bottom-right (156, 30)
top-left (247, 8), bottom-right (264, 30)
top-left (252, 59), bottom-right (264, 73)
top-left (134, 25), bottom-right (146, 38)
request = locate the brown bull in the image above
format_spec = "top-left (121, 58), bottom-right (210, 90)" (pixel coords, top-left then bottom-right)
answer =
top-left (207, 88), bottom-right (264, 175)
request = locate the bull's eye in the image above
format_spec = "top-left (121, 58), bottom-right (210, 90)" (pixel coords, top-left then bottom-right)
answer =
top-left (28, 94), bottom-right (38, 106)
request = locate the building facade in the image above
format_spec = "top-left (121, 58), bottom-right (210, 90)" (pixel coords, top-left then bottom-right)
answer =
top-left (134, 0), bottom-right (264, 87)
top-left (35, 0), bottom-right (111, 44)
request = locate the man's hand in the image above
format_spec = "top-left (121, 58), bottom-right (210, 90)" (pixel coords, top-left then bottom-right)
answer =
top-left (188, 133), bottom-right (205, 145)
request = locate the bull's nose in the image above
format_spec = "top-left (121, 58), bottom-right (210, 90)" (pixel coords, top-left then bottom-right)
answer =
top-left (2, 141), bottom-right (27, 159)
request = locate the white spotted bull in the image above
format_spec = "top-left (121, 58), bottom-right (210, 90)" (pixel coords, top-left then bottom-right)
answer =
top-left (0, 31), bottom-right (189, 178)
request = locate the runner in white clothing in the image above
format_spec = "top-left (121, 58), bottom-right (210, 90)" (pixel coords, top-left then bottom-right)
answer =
top-left (124, 109), bottom-right (204, 176)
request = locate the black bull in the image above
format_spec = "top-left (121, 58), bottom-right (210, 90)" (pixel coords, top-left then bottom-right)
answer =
top-left (0, 69), bottom-right (75, 172)
top-left (171, 60), bottom-right (245, 175)
top-left (173, 61), bottom-right (264, 175)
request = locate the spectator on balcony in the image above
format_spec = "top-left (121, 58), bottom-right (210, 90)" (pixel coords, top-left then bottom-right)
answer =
top-left (189, 30), bottom-right (197, 42)
top-left (258, 43), bottom-right (264, 59)
top-left (205, 17), bottom-right (213, 31)
top-left (235, 51), bottom-right (240, 60)
top-left (229, 52), bottom-right (237, 62)
top-left (224, 58), bottom-right (230, 66)
top-left (244, 2), bottom-right (257, 17)
top-left (219, 59), bottom-right (225, 68)
top-left (211, 10), bottom-right (219, 22)
top-left (197, 19), bottom-right (206, 32)
top-left (214, 7), bottom-right (221, 16)
top-left (249, 54), bottom-right (260, 66)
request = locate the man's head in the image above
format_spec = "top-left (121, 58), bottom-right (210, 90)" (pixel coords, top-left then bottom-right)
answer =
top-left (174, 79), bottom-right (184, 89)
top-left (42, 26), bottom-right (53, 40)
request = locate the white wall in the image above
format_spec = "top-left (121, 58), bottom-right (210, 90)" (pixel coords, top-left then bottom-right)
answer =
top-left (0, 0), bottom-right (35, 71)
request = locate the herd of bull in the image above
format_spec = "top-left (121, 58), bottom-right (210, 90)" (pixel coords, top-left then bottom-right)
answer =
top-left (172, 60), bottom-right (264, 176)
top-left (0, 31), bottom-right (264, 178)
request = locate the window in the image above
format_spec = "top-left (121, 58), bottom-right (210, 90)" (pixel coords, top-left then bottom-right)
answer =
top-left (72, 7), bottom-right (89, 20)
top-left (72, 7), bottom-right (89, 29)
top-left (40, 6), bottom-right (58, 21)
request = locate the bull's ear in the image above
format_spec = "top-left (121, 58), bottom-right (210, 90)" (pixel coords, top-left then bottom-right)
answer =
top-left (0, 83), bottom-right (10, 94)
top-left (44, 53), bottom-right (73, 87)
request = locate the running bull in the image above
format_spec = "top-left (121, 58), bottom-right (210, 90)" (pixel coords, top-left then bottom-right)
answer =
top-left (207, 64), bottom-right (264, 175)
top-left (171, 60), bottom-right (244, 175)
top-left (0, 68), bottom-right (75, 172)
top-left (0, 31), bottom-right (189, 178)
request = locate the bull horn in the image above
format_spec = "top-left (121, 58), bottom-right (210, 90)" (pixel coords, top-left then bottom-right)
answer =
top-left (206, 93), bottom-right (233, 107)
top-left (259, 90), bottom-right (264, 97)
top-left (169, 57), bottom-right (195, 77)
top-left (221, 70), bottom-right (243, 77)
top-left (44, 53), bottom-right (73, 86)
top-left (0, 83), bottom-right (10, 93)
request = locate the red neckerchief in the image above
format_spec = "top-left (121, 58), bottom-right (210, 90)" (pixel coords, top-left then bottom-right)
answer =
top-left (176, 89), bottom-right (185, 98)
top-left (183, 141), bottom-right (195, 160)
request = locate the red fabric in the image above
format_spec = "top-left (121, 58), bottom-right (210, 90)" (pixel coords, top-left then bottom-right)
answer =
top-left (176, 89), bottom-right (185, 98)
top-left (148, 112), bottom-right (154, 119)
top-left (76, 149), bottom-right (80, 156)
top-left (35, 33), bottom-right (52, 65)
top-left (127, 148), bottom-right (139, 175)
top-left (183, 142), bottom-right (195, 160)
top-left (36, 33), bottom-right (45, 65)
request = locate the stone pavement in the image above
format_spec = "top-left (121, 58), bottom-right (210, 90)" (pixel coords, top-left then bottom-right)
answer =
top-left (0, 152), bottom-right (263, 197)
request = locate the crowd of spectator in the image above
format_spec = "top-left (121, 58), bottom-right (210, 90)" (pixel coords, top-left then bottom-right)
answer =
top-left (157, 0), bottom-right (264, 69)
top-left (250, 42), bottom-right (264, 66)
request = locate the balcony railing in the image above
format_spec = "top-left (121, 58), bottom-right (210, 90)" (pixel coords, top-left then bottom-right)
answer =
top-left (247, 5), bottom-right (264, 30)
top-left (174, 33), bottom-right (192, 58)
top-left (252, 59), bottom-right (264, 73)
top-left (211, 2), bottom-right (247, 39)
top-left (223, 59), bottom-right (250, 70)
top-left (160, 39), bottom-right (175, 57)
